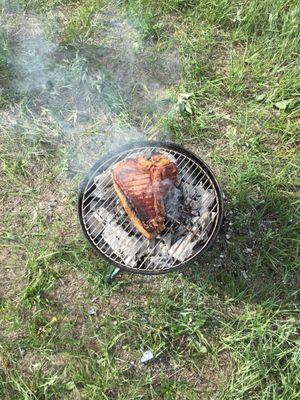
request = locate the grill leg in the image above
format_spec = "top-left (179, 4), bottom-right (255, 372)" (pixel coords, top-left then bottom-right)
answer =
top-left (104, 265), bottom-right (121, 283)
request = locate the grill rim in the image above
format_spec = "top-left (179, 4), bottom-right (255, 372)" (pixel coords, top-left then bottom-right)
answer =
top-left (78, 140), bottom-right (224, 275)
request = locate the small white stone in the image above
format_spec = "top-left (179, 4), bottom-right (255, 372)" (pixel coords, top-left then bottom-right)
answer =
top-left (19, 348), bottom-right (26, 357)
top-left (88, 307), bottom-right (96, 316)
top-left (140, 350), bottom-right (154, 364)
top-left (241, 270), bottom-right (248, 279)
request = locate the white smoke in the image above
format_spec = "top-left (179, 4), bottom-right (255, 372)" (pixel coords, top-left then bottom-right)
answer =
top-left (0, 3), bottom-right (181, 173)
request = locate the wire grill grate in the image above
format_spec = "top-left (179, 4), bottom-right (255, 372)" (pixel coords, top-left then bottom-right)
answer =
top-left (78, 142), bottom-right (223, 274)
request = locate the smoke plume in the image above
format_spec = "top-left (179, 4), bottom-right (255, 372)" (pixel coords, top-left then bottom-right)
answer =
top-left (0, 2), bottom-right (181, 171)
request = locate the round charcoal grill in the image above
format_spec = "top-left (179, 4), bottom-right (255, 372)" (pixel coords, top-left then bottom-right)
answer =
top-left (78, 141), bottom-right (223, 274)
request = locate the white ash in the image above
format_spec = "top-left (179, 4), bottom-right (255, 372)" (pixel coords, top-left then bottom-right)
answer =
top-left (148, 254), bottom-right (170, 270)
top-left (194, 210), bottom-right (216, 232)
top-left (87, 213), bottom-right (104, 238)
top-left (168, 232), bottom-right (199, 262)
top-left (92, 170), bottom-right (114, 199)
top-left (175, 174), bottom-right (182, 186)
top-left (182, 181), bottom-right (198, 198)
top-left (182, 182), bottom-right (215, 210)
top-left (90, 204), bottom-right (113, 221)
top-left (156, 242), bottom-right (170, 258)
top-left (87, 203), bottom-right (114, 238)
top-left (201, 189), bottom-right (215, 208)
top-left (88, 199), bottom-right (101, 214)
top-left (165, 186), bottom-right (184, 221)
top-left (102, 221), bottom-right (148, 267)
top-left (158, 233), bottom-right (172, 249)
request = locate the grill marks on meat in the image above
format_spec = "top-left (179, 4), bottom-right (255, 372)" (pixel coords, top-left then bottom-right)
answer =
top-left (112, 154), bottom-right (177, 240)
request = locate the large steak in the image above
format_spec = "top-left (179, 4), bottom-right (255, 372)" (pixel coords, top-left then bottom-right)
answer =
top-left (112, 154), bottom-right (177, 240)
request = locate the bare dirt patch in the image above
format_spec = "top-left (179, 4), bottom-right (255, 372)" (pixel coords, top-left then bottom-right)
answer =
top-left (0, 247), bottom-right (27, 300)
top-left (46, 270), bottom-right (87, 311)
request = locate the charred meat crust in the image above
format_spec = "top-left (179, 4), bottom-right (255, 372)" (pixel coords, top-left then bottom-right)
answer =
top-left (112, 181), bottom-right (158, 240)
top-left (112, 154), bottom-right (177, 239)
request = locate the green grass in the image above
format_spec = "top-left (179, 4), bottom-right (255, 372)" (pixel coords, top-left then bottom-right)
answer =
top-left (0, 0), bottom-right (299, 399)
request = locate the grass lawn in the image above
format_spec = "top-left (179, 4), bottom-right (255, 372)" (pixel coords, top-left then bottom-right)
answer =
top-left (0, 0), bottom-right (299, 398)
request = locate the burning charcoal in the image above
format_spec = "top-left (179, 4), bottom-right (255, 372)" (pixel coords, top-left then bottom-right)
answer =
top-left (93, 205), bottom-right (113, 221)
top-left (159, 233), bottom-right (172, 249)
top-left (192, 216), bottom-right (210, 241)
top-left (86, 206), bottom-right (115, 238)
top-left (87, 199), bottom-right (100, 214)
top-left (200, 211), bottom-right (217, 240)
top-left (182, 182), bottom-right (197, 199)
top-left (192, 215), bottom-right (201, 225)
top-left (146, 239), bottom-right (156, 252)
top-left (182, 182), bottom-right (215, 212)
top-left (92, 170), bottom-right (114, 199)
top-left (94, 169), bottom-right (111, 185)
top-left (170, 225), bottom-right (187, 243)
top-left (211, 211), bottom-right (217, 222)
top-left (102, 221), bottom-right (148, 267)
top-left (199, 210), bottom-right (211, 230)
top-left (168, 232), bottom-right (199, 262)
top-left (193, 210), bottom-right (216, 232)
top-left (175, 174), bottom-right (182, 187)
top-left (189, 198), bottom-right (201, 211)
top-left (201, 189), bottom-right (215, 208)
top-left (148, 254), bottom-right (171, 269)
top-left (156, 242), bottom-right (170, 257)
top-left (165, 187), bottom-right (184, 221)
top-left (194, 183), bottom-right (206, 197)
top-left (86, 214), bottom-right (103, 238)
top-left (179, 165), bottom-right (197, 184)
